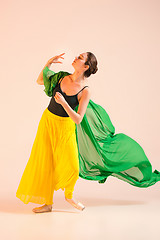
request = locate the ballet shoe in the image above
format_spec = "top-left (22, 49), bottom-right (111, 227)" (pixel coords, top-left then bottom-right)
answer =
top-left (32, 204), bottom-right (52, 213)
top-left (65, 197), bottom-right (85, 211)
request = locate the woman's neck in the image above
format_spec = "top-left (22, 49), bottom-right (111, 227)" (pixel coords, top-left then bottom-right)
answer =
top-left (70, 71), bottom-right (85, 84)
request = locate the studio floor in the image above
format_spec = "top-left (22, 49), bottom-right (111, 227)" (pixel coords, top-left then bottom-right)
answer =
top-left (0, 182), bottom-right (159, 240)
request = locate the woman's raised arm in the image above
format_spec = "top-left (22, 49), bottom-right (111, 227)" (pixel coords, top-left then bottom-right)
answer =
top-left (36, 62), bottom-right (51, 85)
top-left (36, 53), bottom-right (65, 85)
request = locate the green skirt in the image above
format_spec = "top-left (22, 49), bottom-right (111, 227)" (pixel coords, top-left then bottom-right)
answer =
top-left (74, 99), bottom-right (160, 188)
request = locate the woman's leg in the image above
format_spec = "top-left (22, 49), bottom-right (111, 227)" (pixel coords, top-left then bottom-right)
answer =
top-left (32, 204), bottom-right (52, 213)
top-left (62, 127), bottom-right (85, 211)
top-left (16, 109), bottom-right (55, 209)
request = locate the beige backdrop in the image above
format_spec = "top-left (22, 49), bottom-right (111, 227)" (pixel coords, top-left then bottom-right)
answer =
top-left (0, 0), bottom-right (160, 206)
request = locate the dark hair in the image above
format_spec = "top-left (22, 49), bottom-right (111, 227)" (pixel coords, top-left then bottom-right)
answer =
top-left (84, 52), bottom-right (98, 78)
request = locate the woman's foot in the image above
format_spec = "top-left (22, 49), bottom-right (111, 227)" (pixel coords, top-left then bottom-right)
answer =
top-left (65, 197), bottom-right (85, 211)
top-left (32, 204), bottom-right (52, 213)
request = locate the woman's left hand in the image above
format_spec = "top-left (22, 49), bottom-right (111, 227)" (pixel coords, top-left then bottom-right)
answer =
top-left (54, 92), bottom-right (66, 105)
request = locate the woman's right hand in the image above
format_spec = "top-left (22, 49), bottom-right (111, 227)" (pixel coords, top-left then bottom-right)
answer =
top-left (47, 53), bottom-right (65, 65)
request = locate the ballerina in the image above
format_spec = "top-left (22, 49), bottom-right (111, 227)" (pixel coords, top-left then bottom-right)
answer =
top-left (16, 52), bottom-right (97, 213)
top-left (16, 51), bottom-right (160, 213)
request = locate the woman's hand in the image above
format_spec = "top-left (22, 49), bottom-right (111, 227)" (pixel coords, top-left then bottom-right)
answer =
top-left (47, 53), bottom-right (65, 65)
top-left (54, 92), bottom-right (66, 105)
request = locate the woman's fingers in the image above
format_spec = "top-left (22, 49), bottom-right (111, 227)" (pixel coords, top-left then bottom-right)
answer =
top-left (58, 53), bottom-right (65, 57)
top-left (53, 61), bottom-right (62, 63)
top-left (54, 92), bottom-right (61, 97)
top-left (49, 53), bottom-right (65, 64)
top-left (57, 53), bottom-right (65, 59)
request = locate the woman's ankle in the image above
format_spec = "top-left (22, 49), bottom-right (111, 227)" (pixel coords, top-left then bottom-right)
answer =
top-left (46, 204), bottom-right (52, 207)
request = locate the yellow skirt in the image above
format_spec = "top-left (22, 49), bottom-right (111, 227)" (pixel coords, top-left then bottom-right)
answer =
top-left (16, 108), bottom-right (79, 205)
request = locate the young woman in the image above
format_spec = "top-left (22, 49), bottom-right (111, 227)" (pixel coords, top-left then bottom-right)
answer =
top-left (16, 51), bottom-right (160, 213)
top-left (16, 52), bottom-right (97, 213)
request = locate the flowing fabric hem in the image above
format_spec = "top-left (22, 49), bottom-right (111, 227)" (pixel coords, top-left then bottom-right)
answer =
top-left (16, 193), bottom-right (54, 205)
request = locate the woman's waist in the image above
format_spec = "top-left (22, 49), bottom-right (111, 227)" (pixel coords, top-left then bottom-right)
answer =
top-left (44, 108), bottom-right (76, 125)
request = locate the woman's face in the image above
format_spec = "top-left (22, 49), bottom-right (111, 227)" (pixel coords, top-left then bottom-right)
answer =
top-left (72, 52), bottom-right (89, 74)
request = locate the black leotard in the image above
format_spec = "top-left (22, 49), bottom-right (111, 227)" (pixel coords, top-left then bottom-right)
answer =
top-left (47, 76), bottom-right (89, 117)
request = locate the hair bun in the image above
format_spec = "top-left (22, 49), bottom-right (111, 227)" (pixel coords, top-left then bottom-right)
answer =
top-left (84, 52), bottom-right (98, 78)
top-left (92, 66), bottom-right (98, 74)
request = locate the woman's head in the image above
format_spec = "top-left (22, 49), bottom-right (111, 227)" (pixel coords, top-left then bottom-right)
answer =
top-left (72, 52), bottom-right (98, 78)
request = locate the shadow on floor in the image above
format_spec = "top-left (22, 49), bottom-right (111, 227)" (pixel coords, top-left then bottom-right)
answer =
top-left (0, 196), bottom-right (147, 214)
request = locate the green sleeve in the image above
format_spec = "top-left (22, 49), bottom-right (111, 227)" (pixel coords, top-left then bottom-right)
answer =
top-left (43, 66), bottom-right (71, 97)
top-left (43, 66), bottom-right (57, 97)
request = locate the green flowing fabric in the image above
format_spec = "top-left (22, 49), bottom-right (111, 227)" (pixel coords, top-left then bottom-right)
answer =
top-left (42, 66), bottom-right (160, 188)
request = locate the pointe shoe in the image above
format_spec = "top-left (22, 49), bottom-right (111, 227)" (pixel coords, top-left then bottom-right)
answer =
top-left (32, 204), bottom-right (52, 213)
top-left (65, 197), bottom-right (85, 211)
